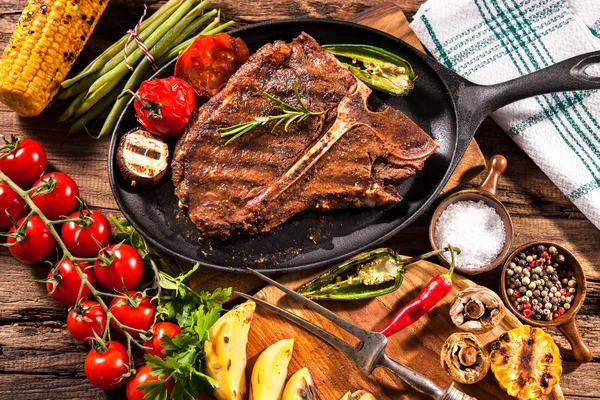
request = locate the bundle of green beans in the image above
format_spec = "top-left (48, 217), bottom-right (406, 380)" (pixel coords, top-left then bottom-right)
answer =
top-left (59, 0), bottom-right (233, 138)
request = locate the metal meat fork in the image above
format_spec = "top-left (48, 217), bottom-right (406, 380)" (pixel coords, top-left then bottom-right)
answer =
top-left (238, 269), bottom-right (476, 400)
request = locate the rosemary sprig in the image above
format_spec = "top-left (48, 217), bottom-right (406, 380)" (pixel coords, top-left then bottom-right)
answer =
top-left (219, 80), bottom-right (324, 144)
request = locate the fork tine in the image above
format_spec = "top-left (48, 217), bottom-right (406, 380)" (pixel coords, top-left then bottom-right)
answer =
top-left (247, 269), bottom-right (370, 340)
top-left (236, 292), bottom-right (358, 359)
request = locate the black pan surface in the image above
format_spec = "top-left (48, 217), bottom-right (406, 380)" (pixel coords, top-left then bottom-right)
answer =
top-left (108, 19), bottom-right (467, 273)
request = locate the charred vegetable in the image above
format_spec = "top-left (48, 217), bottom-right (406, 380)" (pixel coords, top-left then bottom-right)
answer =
top-left (282, 368), bottom-right (318, 400)
top-left (204, 300), bottom-right (256, 400)
top-left (250, 339), bottom-right (294, 400)
top-left (340, 390), bottom-right (377, 400)
top-left (117, 128), bottom-right (170, 188)
top-left (440, 332), bottom-right (490, 384)
top-left (450, 286), bottom-right (505, 333)
top-left (490, 326), bottom-right (562, 400)
top-left (297, 247), bottom-right (454, 300)
top-left (380, 245), bottom-right (459, 337)
top-left (323, 44), bottom-right (415, 96)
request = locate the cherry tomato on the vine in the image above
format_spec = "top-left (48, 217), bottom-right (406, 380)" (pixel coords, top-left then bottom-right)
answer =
top-left (126, 364), bottom-right (173, 400)
top-left (84, 341), bottom-right (130, 391)
top-left (132, 76), bottom-right (196, 137)
top-left (0, 137), bottom-right (47, 185)
top-left (0, 182), bottom-right (27, 230)
top-left (61, 210), bottom-right (111, 257)
top-left (67, 300), bottom-right (107, 342)
top-left (93, 244), bottom-right (144, 291)
top-left (143, 321), bottom-right (181, 359)
top-left (46, 258), bottom-right (95, 306)
top-left (109, 291), bottom-right (156, 338)
top-left (175, 33), bottom-right (250, 98)
top-left (7, 215), bottom-right (56, 264)
top-left (30, 172), bottom-right (79, 220)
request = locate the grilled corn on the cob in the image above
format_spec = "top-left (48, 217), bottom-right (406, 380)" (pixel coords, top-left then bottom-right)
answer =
top-left (0, 0), bottom-right (109, 116)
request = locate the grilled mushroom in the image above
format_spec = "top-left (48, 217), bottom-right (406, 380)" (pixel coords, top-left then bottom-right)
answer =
top-left (117, 128), bottom-right (169, 188)
top-left (449, 286), bottom-right (505, 333)
top-left (440, 332), bottom-right (490, 384)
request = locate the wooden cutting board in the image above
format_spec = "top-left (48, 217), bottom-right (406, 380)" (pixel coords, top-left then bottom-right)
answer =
top-left (348, 2), bottom-right (486, 194)
top-left (246, 259), bottom-right (564, 400)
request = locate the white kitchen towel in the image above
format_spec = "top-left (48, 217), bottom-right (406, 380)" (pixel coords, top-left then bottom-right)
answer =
top-left (411, 0), bottom-right (600, 229)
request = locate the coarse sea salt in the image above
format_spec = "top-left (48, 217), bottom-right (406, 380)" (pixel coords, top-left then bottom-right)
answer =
top-left (434, 200), bottom-right (505, 270)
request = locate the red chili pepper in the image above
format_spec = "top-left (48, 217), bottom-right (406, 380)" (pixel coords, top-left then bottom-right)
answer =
top-left (380, 245), bottom-right (457, 337)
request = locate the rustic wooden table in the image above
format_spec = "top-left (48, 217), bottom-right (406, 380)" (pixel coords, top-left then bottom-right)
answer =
top-left (0, 1), bottom-right (598, 399)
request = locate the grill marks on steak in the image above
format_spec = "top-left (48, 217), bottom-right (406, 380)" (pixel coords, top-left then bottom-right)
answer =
top-left (171, 33), bottom-right (438, 239)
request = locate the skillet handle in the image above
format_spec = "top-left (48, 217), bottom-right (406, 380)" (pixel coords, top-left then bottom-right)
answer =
top-left (473, 51), bottom-right (600, 116)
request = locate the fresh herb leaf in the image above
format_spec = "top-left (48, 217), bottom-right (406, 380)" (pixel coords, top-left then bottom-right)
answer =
top-left (219, 79), bottom-right (324, 144)
top-left (144, 303), bottom-right (224, 400)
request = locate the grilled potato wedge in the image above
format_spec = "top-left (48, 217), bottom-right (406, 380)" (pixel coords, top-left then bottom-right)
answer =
top-left (204, 300), bottom-right (256, 400)
top-left (250, 339), bottom-right (294, 400)
top-left (339, 390), bottom-right (377, 400)
top-left (282, 367), bottom-right (318, 400)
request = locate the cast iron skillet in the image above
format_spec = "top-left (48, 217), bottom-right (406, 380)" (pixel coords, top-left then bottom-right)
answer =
top-left (108, 19), bottom-right (600, 273)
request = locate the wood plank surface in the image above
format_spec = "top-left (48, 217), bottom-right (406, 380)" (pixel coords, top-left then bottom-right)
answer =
top-left (0, 1), bottom-right (598, 399)
top-left (247, 261), bottom-right (562, 400)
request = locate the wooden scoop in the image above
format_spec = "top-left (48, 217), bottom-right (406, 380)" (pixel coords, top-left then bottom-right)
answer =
top-left (500, 241), bottom-right (593, 363)
top-left (428, 155), bottom-right (514, 275)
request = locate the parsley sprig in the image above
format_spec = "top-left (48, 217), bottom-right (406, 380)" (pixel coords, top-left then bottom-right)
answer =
top-left (111, 217), bottom-right (232, 400)
top-left (137, 262), bottom-right (232, 400)
top-left (219, 79), bottom-right (325, 144)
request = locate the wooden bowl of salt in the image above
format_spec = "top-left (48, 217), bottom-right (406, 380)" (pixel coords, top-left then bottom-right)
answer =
top-left (429, 155), bottom-right (514, 275)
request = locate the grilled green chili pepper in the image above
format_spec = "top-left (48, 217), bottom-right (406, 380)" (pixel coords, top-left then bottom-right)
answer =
top-left (297, 247), bottom-right (455, 300)
top-left (323, 44), bottom-right (416, 96)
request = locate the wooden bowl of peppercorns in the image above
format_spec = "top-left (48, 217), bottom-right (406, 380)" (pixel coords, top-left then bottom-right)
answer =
top-left (500, 241), bottom-right (593, 363)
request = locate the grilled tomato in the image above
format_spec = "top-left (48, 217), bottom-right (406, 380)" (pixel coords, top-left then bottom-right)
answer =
top-left (490, 325), bottom-right (562, 399)
top-left (175, 33), bottom-right (249, 98)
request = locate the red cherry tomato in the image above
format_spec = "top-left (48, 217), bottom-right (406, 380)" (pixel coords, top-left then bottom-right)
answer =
top-left (0, 137), bottom-right (47, 185)
top-left (7, 215), bottom-right (57, 264)
top-left (67, 300), bottom-right (107, 342)
top-left (126, 365), bottom-right (173, 400)
top-left (175, 33), bottom-right (250, 98)
top-left (143, 322), bottom-right (181, 359)
top-left (0, 182), bottom-right (27, 230)
top-left (61, 210), bottom-right (111, 257)
top-left (30, 172), bottom-right (79, 220)
top-left (84, 341), bottom-right (130, 391)
top-left (93, 244), bottom-right (144, 291)
top-left (46, 258), bottom-right (95, 306)
top-left (132, 76), bottom-right (196, 137)
top-left (109, 291), bottom-right (156, 337)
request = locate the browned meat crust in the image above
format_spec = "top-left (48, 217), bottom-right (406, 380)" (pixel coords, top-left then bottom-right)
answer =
top-left (172, 33), bottom-right (438, 239)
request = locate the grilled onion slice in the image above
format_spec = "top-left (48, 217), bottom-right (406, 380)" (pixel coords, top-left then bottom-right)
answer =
top-left (117, 128), bottom-right (169, 188)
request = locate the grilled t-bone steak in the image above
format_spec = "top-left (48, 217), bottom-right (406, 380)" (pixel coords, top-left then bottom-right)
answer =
top-left (172, 33), bottom-right (438, 239)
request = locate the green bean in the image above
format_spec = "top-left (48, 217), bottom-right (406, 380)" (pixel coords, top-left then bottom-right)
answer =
top-left (98, 11), bottom-right (230, 137)
top-left (58, 91), bottom-right (87, 122)
top-left (76, 0), bottom-right (208, 118)
top-left (89, 0), bottom-right (200, 94)
top-left (62, 0), bottom-right (182, 88)
top-left (200, 19), bottom-right (234, 36)
top-left (68, 81), bottom-right (127, 136)
top-left (57, 72), bottom-right (99, 100)
top-left (174, 9), bottom-right (218, 44)
top-left (98, 58), bottom-right (154, 138)
top-left (159, 17), bottom-right (233, 63)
